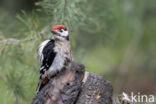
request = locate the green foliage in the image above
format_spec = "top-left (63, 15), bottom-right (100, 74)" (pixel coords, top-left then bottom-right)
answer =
top-left (0, 0), bottom-right (156, 103)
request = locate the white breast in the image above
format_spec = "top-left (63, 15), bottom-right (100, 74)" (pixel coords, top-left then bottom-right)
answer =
top-left (45, 40), bottom-right (73, 78)
top-left (54, 41), bottom-right (72, 60)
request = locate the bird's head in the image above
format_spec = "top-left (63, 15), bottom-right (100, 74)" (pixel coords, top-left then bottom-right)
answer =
top-left (51, 25), bottom-right (69, 41)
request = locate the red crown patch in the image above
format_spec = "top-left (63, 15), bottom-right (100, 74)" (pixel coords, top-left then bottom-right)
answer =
top-left (52, 25), bottom-right (65, 31)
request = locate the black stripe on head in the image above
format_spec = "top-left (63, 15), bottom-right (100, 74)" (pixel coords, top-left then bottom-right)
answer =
top-left (65, 36), bottom-right (69, 41)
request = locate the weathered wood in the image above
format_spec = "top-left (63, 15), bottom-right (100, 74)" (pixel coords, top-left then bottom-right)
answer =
top-left (76, 72), bottom-right (113, 104)
top-left (30, 62), bottom-right (113, 104)
top-left (31, 62), bottom-right (85, 104)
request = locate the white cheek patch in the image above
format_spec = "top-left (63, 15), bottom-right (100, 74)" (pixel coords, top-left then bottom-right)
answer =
top-left (60, 31), bottom-right (68, 37)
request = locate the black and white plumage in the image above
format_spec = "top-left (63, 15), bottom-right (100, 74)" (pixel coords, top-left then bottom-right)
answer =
top-left (36, 25), bottom-right (73, 93)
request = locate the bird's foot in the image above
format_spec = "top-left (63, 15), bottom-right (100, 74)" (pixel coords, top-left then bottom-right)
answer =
top-left (42, 74), bottom-right (49, 84)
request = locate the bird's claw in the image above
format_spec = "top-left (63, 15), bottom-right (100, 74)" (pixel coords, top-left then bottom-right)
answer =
top-left (42, 74), bottom-right (49, 84)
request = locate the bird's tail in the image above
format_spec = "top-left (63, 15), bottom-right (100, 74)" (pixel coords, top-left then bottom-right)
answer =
top-left (36, 79), bottom-right (42, 94)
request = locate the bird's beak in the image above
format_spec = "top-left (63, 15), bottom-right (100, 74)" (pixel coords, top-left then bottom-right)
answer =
top-left (51, 30), bottom-right (58, 34)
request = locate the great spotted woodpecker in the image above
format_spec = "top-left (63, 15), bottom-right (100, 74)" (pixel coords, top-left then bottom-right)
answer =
top-left (36, 25), bottom-right (73, 93)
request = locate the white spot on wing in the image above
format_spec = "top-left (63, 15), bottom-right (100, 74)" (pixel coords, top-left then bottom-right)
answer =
top-left (38, 40), bottom-right (50, 65)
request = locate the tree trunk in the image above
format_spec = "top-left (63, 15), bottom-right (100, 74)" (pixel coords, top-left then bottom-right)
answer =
top-left (30, 62), bottom-right (113, 104)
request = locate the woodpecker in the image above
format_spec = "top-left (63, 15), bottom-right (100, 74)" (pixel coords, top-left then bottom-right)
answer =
top-left (36, 25), bottom-right (73, 93)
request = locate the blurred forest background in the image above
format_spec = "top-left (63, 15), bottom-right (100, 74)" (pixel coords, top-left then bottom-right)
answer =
top-left (0, 0), bottom-right (156, 103)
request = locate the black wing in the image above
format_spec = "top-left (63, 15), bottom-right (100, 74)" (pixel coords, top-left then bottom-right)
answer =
top-left (40, 39), bottom-right (56, 74)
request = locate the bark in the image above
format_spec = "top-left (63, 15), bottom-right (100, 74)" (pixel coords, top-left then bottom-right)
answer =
top-left (76, 72), bottom-right (113, 104)
top-left (30, 62), bottom-right (113, 104)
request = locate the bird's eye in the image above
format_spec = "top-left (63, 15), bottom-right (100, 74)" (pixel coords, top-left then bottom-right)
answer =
top-left (59, 29), bottom-right (63, 32)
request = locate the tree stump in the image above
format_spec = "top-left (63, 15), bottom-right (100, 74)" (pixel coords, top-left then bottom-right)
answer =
top-left (76, 72), bottom-right (113, 104)
top-left (30, 62), bottom-right (113, 104)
